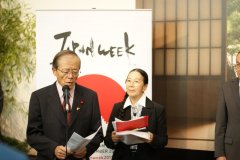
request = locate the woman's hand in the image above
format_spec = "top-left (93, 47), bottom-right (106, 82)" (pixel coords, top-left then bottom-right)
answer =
top-left (145, 132), bottom-right (154, 143)
top-left (111, 131), bottom-right (123, 142)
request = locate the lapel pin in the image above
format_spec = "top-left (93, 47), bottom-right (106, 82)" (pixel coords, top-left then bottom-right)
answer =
top-left (77, 107), bottom-right (80, 111)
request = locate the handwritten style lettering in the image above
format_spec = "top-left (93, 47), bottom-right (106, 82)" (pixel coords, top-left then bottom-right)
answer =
top-left (54, 31), bottom-right (135, 58)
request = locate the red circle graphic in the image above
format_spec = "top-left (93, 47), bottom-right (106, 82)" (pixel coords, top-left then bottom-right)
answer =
top-left (77, 74), bottom-right (125, 122)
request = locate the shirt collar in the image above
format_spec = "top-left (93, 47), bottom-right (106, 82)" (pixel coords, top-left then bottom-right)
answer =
top-left (56, 82), bottom-right (75, 98)
top-left (123, 94), bottom-right (146, 109)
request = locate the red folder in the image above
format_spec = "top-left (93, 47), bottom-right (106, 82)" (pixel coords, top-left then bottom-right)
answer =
top-left (116, 116), bottom-right (149, 132)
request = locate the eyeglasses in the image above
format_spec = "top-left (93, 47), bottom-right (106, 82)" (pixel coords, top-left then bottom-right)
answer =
top-left (125, 79), bottom-right (143, 85)
top-left (57, 68), bottom-right (80, 76)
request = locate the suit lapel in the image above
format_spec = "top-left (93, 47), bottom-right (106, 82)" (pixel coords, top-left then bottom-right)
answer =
top-left (141, 98), bottom-right (153, 117)
top-left (48, 83), bottom-right (67, 126)
top-left (231, 78), bottom-right (240, 106)
top-left (123, 106), bottom-right (131, 120)
top-left (69, 85), bottom-right (84, 127)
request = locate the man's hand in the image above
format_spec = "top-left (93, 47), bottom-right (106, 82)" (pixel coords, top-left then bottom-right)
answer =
top-left (73, 147), bottom-right (87, 158)
top-left (54, 145), bottom-right (72, 159)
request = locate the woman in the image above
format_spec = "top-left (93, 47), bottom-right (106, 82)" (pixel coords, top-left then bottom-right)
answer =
top-left (104, 68), bottom-right (168, 160)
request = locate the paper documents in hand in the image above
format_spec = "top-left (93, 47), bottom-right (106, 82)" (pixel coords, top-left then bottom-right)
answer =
top-left (67, 126), bottom-right (101, 152)
top-left (112, 116), bottom-right (150, 145)
top-left (114, 116), bottom-right (148, 132)
top-left (116, 130), bottom-right (150, 145)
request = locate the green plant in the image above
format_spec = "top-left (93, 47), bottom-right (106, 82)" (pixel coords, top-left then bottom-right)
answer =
top-left (227, 0), bottom-right (240, 55)
top-left (0, 0), bottom-right (35, 111)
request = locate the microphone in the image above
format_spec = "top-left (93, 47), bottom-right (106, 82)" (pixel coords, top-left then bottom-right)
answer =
top-left (62, 85), bottom-right (70, 160)
top-left (62, 85), bottom-right (70, 112)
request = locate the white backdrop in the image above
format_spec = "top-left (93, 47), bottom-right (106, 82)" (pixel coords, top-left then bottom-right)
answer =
top-left (36, 10), bottom-right (152, 159)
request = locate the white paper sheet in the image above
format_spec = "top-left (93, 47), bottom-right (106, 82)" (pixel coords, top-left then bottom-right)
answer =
top-left (116, 130), bottom-right (150, 145)
top-left (67, 126), bottom-right (101, 152)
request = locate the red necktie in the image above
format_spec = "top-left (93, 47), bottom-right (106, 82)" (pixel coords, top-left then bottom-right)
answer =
top-left (62, 94), bottom-right (71, 127)
top-left (66, 102), bottom-right (71, 127)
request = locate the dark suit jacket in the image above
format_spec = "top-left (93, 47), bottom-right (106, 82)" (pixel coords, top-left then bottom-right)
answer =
top-left (104, 97), bottom-right (168, 160)
top-left (27, 82), bottom-right (103, 160)
top-left (215, 78), bottom-right (240, 160)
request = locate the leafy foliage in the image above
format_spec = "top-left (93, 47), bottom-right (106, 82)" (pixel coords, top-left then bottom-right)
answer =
top-left (227, 0), bottom-right (240, 55)
top-left (227, 0), bottom-right (240, 16)
top-left (0, 0), bottom-right (35, 109)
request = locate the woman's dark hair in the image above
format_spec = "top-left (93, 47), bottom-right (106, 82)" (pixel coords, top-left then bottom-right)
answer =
top-left (51, 50), bottom-right (79, 69)
top-left (127, 68), bottom-right (148, 85)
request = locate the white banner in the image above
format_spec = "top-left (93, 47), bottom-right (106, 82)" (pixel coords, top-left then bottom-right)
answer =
top-left (36, 10), bottom-right (152, 159)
